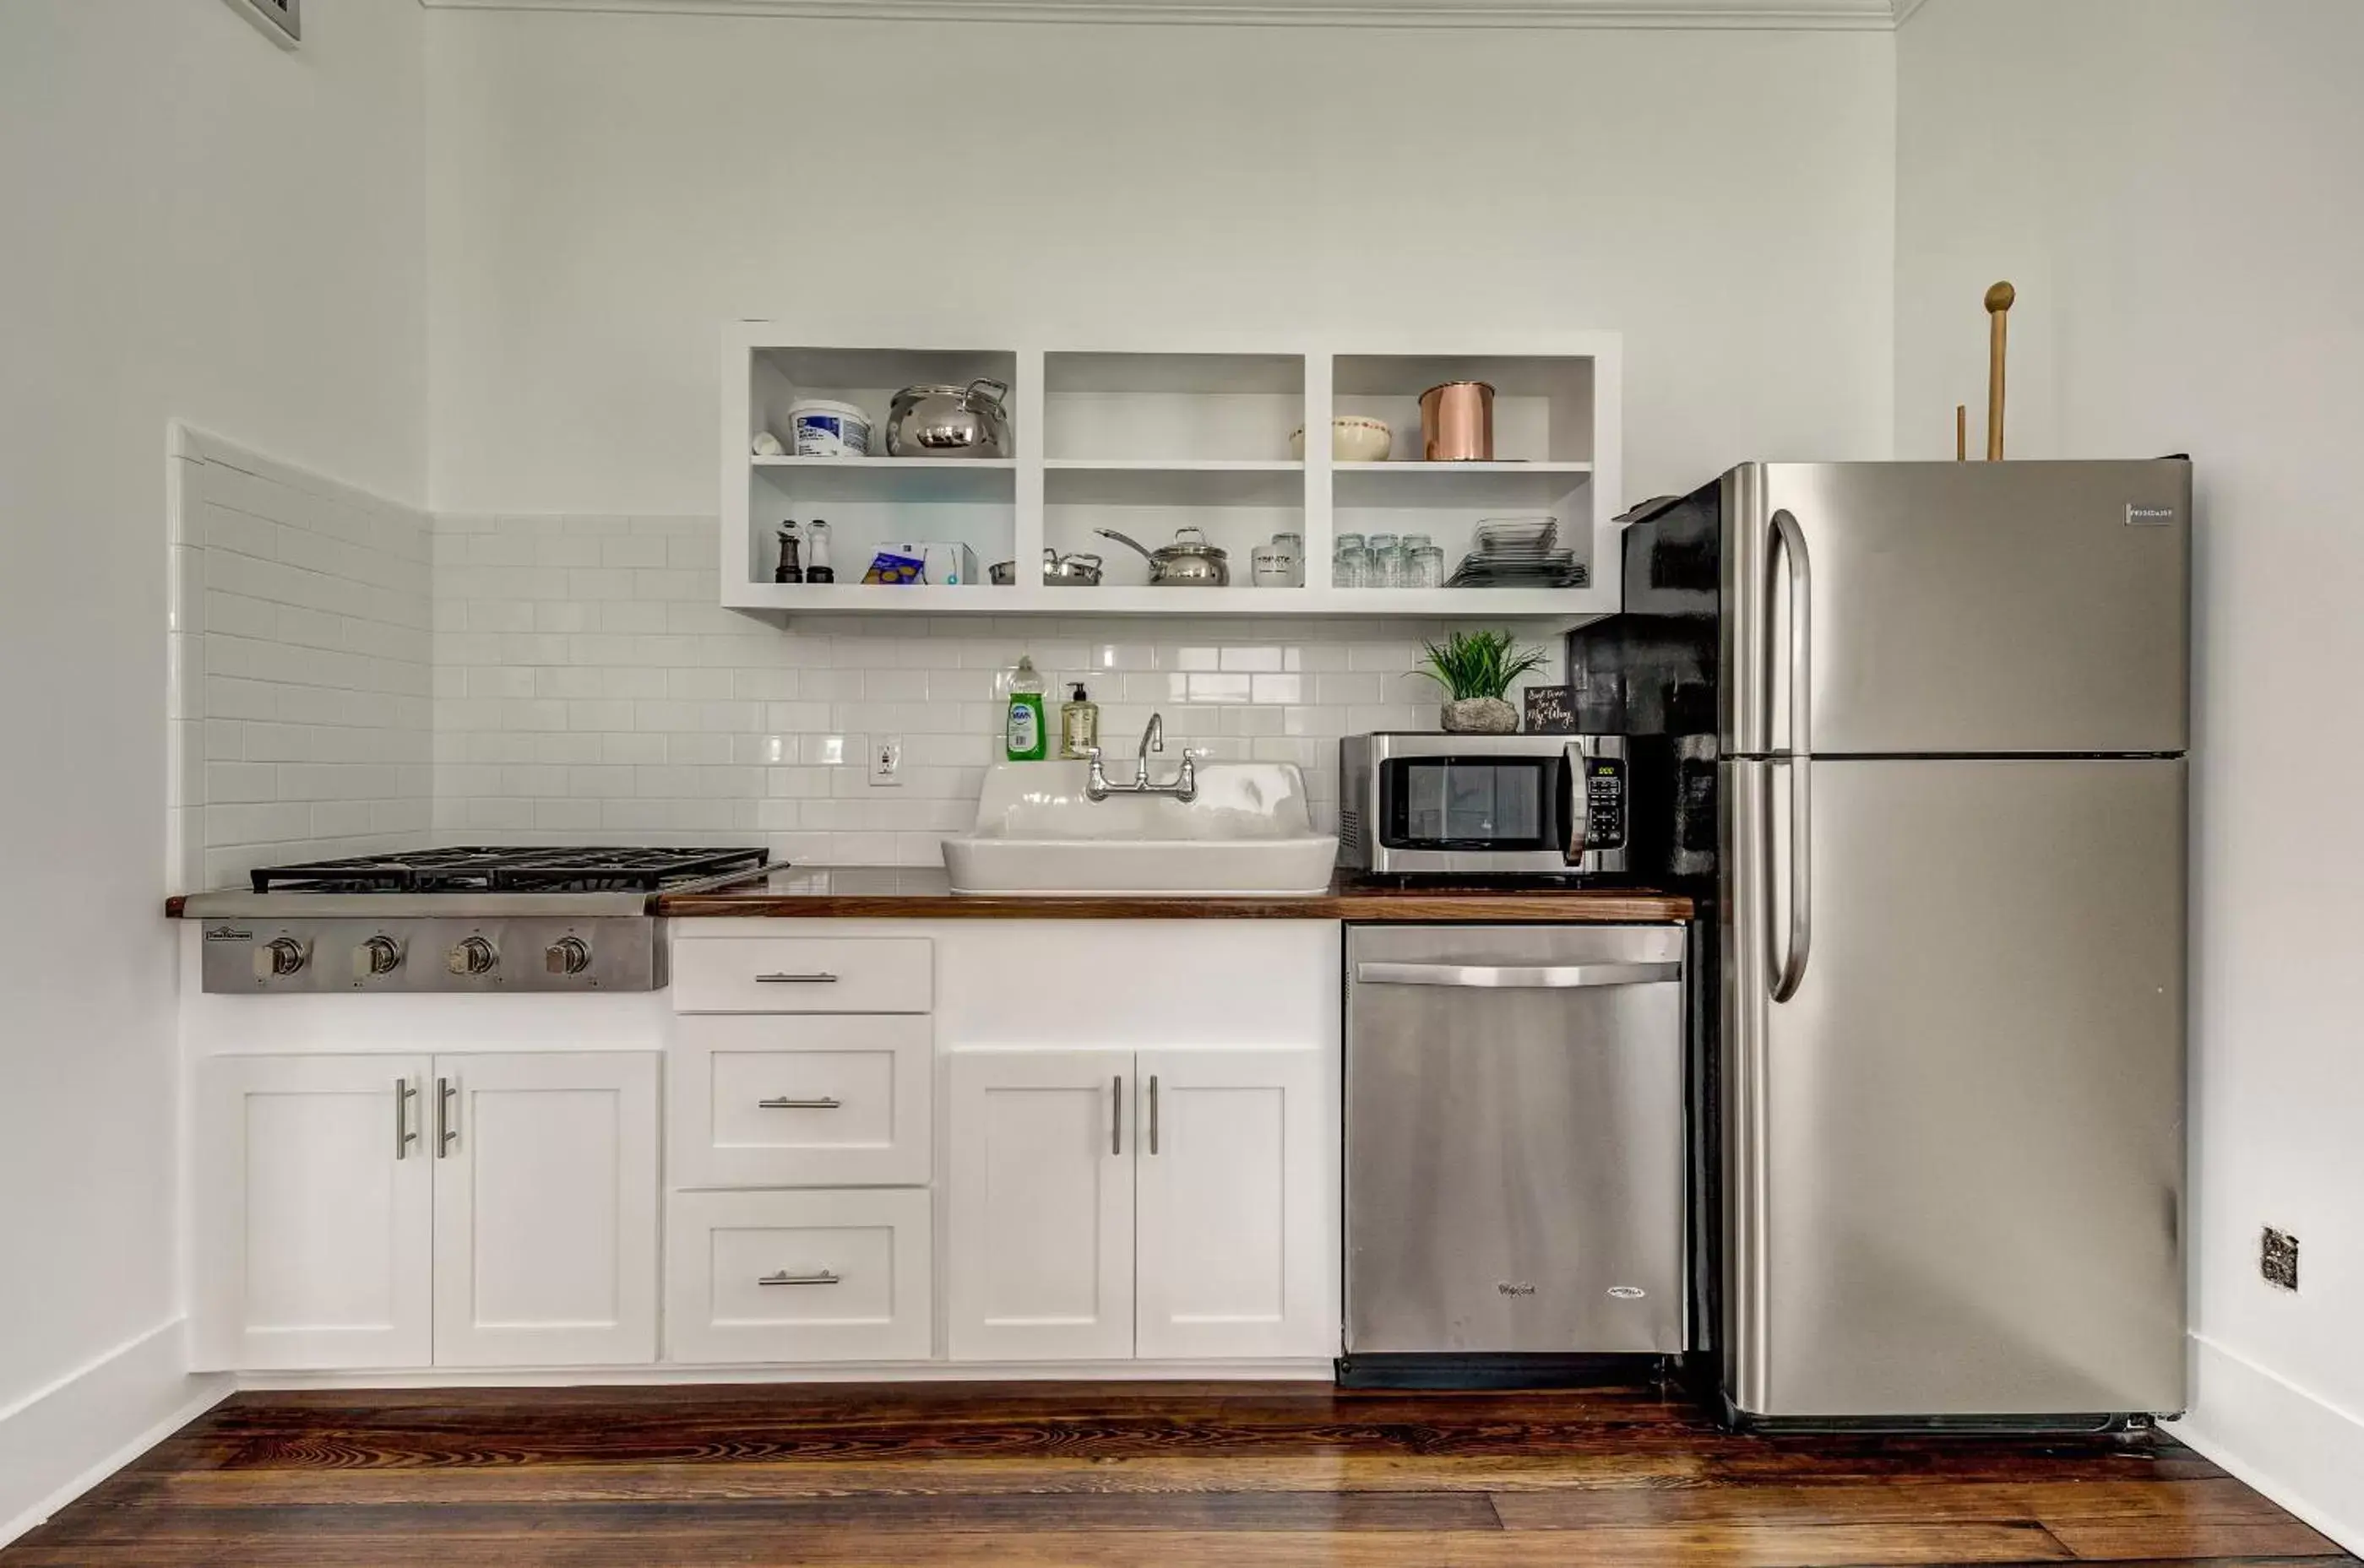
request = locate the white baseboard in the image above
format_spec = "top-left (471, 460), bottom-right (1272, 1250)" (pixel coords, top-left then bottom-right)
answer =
top-left (2176, 1332), bottom-right (2364, 1554)
top-left (0, 1321), bottom-right (231, 1548)
top-left (242, 1358), bottom-right (1336, 1390)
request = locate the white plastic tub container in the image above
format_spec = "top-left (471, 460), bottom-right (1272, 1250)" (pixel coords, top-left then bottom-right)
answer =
top-left (788, 399), bottom-right (872, 458)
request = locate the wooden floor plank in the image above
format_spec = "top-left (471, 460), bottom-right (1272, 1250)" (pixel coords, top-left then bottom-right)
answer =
top-left (2046, 1517), bottom-right (2350, 1560)
top-left (3, 1522), bottom-right (2075, 1568)
top-left (3, 1382), bottom-right (2340, 1568)
top-left (1492, 1478), bottom-right (2293, 1530)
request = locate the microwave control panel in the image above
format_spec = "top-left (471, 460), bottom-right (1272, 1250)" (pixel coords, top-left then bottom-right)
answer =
top-left (1584, 757), bottom-right (1627, 851)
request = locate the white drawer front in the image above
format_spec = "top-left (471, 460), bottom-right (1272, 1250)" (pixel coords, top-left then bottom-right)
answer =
top-left (672, 1015), bottom-right (931, 1188)
top-left (666, 1188), bottom-right (932, 1364)
top-left (672, 936), bottom-right (933, 1014)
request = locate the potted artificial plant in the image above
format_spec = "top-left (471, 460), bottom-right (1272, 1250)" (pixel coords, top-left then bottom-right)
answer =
top-left (1416, 630), bottom-right (1547, 735)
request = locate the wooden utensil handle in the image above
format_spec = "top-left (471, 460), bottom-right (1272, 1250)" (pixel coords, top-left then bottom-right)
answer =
top-left (1986, 281), bottom-right (2015, 460)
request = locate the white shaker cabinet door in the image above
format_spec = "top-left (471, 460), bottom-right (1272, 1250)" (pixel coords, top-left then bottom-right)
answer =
top-left (1135, 1050), bottom-right (1335, 1359)
top-left (947, 1050), bottom-right (1134, 1361)
top-left (430, 1052), bottom-right (660, 1367)
top-left (193, 1055), bottom-right (433, 1371)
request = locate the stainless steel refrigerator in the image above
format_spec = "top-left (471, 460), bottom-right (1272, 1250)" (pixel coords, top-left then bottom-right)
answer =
top-left (1574, 460), bottom-right (2190, 1428)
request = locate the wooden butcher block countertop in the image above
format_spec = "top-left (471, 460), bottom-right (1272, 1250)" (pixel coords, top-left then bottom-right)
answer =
top-left (657, 866), bottom-right (1693, 923)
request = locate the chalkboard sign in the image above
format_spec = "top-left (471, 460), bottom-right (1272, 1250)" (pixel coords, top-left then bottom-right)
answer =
top-left (1524, 686), bottom-right (1577, 734)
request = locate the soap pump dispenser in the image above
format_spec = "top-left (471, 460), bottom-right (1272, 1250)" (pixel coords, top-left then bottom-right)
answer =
top-left (1059, 683), bottom-right (1100, 760)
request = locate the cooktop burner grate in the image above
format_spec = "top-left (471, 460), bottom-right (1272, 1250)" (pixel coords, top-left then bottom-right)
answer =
top-left (248, 846), bottom-right (770, 895)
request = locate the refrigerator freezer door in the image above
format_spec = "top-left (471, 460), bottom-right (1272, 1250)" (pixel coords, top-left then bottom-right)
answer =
top-left (1346, 925), bottom-right (1687, 1356)
top-left (1723, 461), bottom-right (2191, 757)
top-left (1723, 757), bottom-right (2186, 1419)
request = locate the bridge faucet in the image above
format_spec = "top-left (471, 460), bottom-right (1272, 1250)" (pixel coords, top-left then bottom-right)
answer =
top-left (1083, 711), bottom-right (1198, 803)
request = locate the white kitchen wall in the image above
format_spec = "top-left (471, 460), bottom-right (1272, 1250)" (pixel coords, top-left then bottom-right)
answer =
top-left (0, 0), bottom-right (427, 1543)
top-left (432, 514), bottom-right (1542, 859)
top-left (1896, 0), bottom-right (2364, 1547)
top-left (423, 11), bottom-right (1898, 515)
top-left (171, 432), bottom-right (433, 893)
top-left (417, 7), bottom-right (1895, 863)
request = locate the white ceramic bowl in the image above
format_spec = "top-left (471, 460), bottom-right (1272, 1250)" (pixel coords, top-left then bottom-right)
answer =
top-left (1290, 417), bottom-right (1394, 463)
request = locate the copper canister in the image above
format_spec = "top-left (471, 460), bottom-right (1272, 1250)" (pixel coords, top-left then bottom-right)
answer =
top-left (1419, 381), bottom-right (1495, 461)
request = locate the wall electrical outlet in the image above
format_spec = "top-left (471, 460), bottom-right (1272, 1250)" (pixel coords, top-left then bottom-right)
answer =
top-left (2261, 1227), bottom-right (2300, 1292)
top-left (870, 735), bottom-right (902, 787)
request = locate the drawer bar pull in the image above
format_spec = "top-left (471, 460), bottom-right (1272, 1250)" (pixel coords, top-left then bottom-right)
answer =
top-left (756, 971), bottom-right (840, 984)
top-left (758, 1095), bottom-right (842, 1110)
top-left (758, 1270), bottom-right (841, 1287)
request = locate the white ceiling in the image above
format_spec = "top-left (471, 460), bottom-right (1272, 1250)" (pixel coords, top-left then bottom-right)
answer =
top-left (419, 0), bottom-right (1927, 30)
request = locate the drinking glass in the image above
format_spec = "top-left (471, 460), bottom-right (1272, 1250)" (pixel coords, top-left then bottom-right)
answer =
top-left (1333, 532), bottom-right (1372, 589)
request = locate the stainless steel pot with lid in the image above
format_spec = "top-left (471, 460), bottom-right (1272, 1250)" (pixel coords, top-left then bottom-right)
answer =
top-left (884, 379), bottom-right (1011, 458)
top-left (1094, 526), bottom-right (1230, 587)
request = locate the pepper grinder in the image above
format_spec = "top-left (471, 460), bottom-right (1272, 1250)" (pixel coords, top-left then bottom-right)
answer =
top-left (774, 522), bottom-right (803, 584)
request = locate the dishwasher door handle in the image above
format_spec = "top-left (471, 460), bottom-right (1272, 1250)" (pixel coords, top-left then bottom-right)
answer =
top-left (1355, 960), bottom-right (1682, 990)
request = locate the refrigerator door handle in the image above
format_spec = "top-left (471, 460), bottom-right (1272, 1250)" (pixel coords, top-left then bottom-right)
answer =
top-left (1767, 507), bottom-right (1812, 755)
top-left (1768, 758), bottom-right (1812, 1002)
top-left (1767, 509), bottom-right (1812, 1002)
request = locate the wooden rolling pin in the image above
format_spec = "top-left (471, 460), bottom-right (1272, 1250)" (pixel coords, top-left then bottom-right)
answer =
top-left (1986, 281), bottom-right (2015, 459)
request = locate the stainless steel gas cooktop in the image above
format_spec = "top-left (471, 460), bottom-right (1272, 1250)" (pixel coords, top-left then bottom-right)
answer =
top-left (180, 846), bottom-right (771, 994)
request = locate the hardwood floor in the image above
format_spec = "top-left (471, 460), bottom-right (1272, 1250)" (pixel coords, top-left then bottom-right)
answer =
top-left (5, 1381), bottom-right (2350, 1566)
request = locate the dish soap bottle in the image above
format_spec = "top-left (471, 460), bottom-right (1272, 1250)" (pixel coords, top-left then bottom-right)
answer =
top-left (1059, 683), bottom-right (1100, 760)
top-left (1004, 656), bottom-right (1047, 762)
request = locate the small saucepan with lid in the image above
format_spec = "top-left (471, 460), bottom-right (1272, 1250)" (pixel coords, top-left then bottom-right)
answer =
top-left (1093, 526), bottom-right (1230, 587)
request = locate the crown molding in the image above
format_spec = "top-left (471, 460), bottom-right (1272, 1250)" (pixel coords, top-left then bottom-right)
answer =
top-left (419, 0), bottom-right (1914, 30)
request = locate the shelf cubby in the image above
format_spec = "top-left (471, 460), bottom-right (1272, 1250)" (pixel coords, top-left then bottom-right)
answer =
top-left (720, 331), bottom-right (1621, 621)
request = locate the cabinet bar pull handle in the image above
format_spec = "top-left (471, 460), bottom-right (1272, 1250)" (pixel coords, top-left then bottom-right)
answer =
top-left (758, 1270), bottom-right (840, 1287)
top-left (756, 972), bottom-right (839, 984)
top-left (394, 1077), bottom-right (417, 1159)
top-left (1111, 1074), bottom-right (1123, 1156)
top-left (436, 1077), bottom-right (459, 1157)
top-left (1149, 1075), bottom-right (1160, 1156)
top-left (758, 1096), bottom-right (841, 1110)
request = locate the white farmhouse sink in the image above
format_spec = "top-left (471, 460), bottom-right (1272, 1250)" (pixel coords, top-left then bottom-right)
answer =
top-left (941, 760), bottom-right (1339, 897)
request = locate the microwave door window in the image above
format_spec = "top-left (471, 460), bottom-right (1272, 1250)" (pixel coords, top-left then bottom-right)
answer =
top-left (1394, 760), bottom-right (1550, 849)
top-left (1408, 764), bottom-right (1448, 841)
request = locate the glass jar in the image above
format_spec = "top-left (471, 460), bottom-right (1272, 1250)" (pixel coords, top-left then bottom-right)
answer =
top-left (1392, 532), bottom-right (1435, 590)
top-left (1333, 532), bottom-right (1372, 589)
top-left (1250, 544), bottom-right (1293, 589)
top-left (1270, 531), bottom-right (1306, 588)
top-left (1366, 532), bottom-right (1402, 589)
top-left (1407, 543), bottom-right (1447, 589)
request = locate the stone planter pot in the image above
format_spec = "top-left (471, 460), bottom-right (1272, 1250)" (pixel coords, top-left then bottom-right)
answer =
top-left (1440, 697), bottom-right (1519, 735)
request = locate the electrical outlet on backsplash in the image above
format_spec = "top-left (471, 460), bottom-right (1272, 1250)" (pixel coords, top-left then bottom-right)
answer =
top-left (428, 515), bottom-right (1564, 866)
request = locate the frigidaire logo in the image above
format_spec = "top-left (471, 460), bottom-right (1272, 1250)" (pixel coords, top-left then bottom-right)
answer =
top-left (204, 926), bottom-right (253, 943)
top-left (1497, 1282), bottom-right (1536, 1297)
top-left (2126, 505), bottom-right (2176, 527)
top-left (1607, 1286), bottom-right (1649, 1299)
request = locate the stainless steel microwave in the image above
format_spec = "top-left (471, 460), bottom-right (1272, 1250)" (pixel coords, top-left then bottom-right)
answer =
top-left (1338, 733), bottom-right (1628, 876)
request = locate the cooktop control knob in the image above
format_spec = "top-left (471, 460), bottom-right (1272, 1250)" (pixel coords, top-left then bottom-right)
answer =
top-left (353, 935), bottom-right (403, 980)
top-left (253, 936), bottom-right (308, 980)
top-left (545, 936), bottom-right (592, 976)
top-left (448, 936), bottom-right (498, 978)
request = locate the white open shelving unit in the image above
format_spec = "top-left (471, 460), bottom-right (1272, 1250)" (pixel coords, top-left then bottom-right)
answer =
top-left (720, 329), bottom-right (1622, 622)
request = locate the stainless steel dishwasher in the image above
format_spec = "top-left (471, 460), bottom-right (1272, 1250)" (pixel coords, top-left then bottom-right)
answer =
top-left (1345, 924), bottom-right (1687, 1361)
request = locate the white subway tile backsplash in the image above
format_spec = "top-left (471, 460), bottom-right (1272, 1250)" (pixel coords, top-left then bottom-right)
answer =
top-left (417, 514), bottom-right (1569, 866)
top-left (174, 496), bottom-right (1560, 882)
top-left (171, 441), bottom-right (434, 887)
